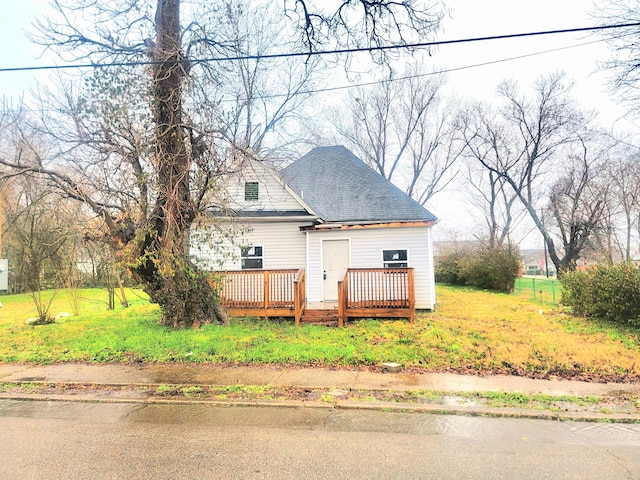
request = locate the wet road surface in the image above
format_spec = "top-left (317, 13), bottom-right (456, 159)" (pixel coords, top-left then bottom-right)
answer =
top-left (1, 399), bottom-right (640, 479)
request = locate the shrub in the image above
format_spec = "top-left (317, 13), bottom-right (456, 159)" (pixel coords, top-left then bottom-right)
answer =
top-left (465, 247), bottom-right (521, 293)
top-left (559, 269), bottom-right (593, 317)
top-left (435, 245), bottom-right (520, 293)
top-left (561, 264), bottom-right (640, 326)
top-left (434, 249), bottom-right (469, 286)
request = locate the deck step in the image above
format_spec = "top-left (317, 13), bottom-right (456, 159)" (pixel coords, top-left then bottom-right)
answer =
top-left (300, 309), bottom-right (339, 323)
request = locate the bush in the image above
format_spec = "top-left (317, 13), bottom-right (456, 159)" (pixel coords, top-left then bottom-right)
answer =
top-left (559, 269), bottom-right (593, 317)
top-left (435, 245), bottom-right (520, 293)
top-left (434, 249), bottom-right (469, 286)
top-left (561, 264), bottom-right (640, 326)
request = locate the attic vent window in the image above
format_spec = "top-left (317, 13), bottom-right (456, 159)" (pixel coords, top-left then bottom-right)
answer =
top-left (383, 249), bottom-right (408, 268)
top-left (245, 182), bottom-right (259, 201)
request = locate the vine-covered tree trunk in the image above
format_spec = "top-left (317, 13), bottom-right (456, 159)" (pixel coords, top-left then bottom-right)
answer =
top-left (130, 0), bottom-right (227, 327)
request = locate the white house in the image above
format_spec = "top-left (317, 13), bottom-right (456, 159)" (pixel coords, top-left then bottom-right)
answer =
top-left (191, 145), bottom-right (438, 309)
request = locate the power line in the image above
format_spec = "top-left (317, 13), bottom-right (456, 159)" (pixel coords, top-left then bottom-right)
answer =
top-left (270, 39), bottom-right (606, 99)
top-left (0, 22), bottom-right (638, 74)
top-left (0, 38), bottom-right (613, 114)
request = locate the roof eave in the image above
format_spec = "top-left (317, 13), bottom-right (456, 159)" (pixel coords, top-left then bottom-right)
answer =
top-left (300, 220), bottom-right (436, 231)
top-left (237, 215), bottom-right (318, 222)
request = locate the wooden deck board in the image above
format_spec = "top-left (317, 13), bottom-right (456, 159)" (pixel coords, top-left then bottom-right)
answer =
top-left (226, 308), bottom-right (295, 318)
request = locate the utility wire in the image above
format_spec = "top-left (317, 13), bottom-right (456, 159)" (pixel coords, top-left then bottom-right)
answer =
top-left (0, 22), bottom-right (638, 74)
top-left (0, 38), bottom-right (613, 114)
top-left (274, 39), bottom-right (606, 99)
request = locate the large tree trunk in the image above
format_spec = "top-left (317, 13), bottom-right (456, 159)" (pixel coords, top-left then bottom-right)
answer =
top-left (130, 0), bottom-right (227, 327)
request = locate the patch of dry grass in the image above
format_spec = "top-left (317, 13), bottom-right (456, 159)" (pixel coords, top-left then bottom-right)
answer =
top-left (425, 285), bottom-right (640, 379)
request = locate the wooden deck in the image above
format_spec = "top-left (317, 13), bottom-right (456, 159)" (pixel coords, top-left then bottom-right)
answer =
top-left (213, 268), bottom-right (415, 326)
top-left (213, 269), bottom-right (301, 322)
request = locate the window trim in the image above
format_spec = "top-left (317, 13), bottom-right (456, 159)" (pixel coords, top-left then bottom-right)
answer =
top-left (241, 245), bottom-right (264, 270)
top-left (382, 248), bottom-right (409, 268)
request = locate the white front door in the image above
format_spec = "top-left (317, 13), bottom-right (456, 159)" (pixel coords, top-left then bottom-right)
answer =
top-left (322, 239), bottom-right (350, 301)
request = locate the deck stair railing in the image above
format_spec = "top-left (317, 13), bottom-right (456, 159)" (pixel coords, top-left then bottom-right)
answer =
top-left (338, 268), bottom-right (415, 326)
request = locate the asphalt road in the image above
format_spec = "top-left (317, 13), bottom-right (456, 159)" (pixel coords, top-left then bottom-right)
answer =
top-left (1, 399), bottom-right (640, 479)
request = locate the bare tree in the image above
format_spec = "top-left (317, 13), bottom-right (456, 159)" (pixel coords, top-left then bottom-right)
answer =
top-left (596, 142), bottom-right (640, 262)
top-left (458, 102), bottom-right (525, 248)
top-left (594, 3), bottom-right (640, 110)
top-left (544, 141), bottom-right (609, 271)
top-left (187, 1), bottom-right (322, 160)
top-left (0, 0), bottom-right (445, 328)
top-left (463, 73), bottom-right (606, 275)
top-left (287, 0), bottom-right (445, 55)
top-left (2, 174), bottom-right (85, 322)
top-left (334, 64), bottom-right (460, 205)
top-left (616, 146), bottom-right (640, 261)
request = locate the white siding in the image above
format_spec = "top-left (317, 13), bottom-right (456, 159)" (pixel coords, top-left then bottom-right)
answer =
top-left (225, 160), bottom-right (305, 212)
top-left (306, 226), bottom-right (435, 309)
top-left (191, 220), bottom-right (308, 271)
top-left (426, 227), bottom-right (436, 307)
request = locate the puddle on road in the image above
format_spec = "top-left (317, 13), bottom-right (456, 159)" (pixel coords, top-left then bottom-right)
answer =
top-left (0, 399), bottom-right (140, 423)
top-left (0, 399), bottom-right (463, 433)
top-left (122, 403), bottom-right (456, 434)
top-left (0, 400), bottom-right (463, 435)
top-left (2, 399), bottom-right (640, 445)
top-left (571, 422), bottom-right (640, 445)
top-left (127, 403), bottom-right (331, 429)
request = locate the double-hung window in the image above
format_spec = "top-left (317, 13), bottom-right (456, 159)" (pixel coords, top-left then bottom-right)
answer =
top-left (382, 249), bottom-right (408, 268)
top-left (241, 246), bottom-right (263, 269)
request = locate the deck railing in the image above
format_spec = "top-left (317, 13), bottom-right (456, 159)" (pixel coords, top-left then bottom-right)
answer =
top-left (213, 269), bottom-right (301, 313)
top-left (338, 268), bottom-right (415, 326)
top-left (212, 267), bottom-right (415, 326)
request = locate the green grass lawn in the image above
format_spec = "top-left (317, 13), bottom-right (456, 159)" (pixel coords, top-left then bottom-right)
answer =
top-left (0, 284), bottom-right (638, 380)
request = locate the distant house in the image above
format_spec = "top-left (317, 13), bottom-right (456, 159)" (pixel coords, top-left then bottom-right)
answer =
top-left (192, 145), bottom-right (438, 310)
top-left (520, 249), bottom-right (556, 277)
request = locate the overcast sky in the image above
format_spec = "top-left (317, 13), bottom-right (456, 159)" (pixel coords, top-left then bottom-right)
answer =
top-left (0, 0), bottom-right (628, 119)
top-left (443, 1), bottom-right (629, 125)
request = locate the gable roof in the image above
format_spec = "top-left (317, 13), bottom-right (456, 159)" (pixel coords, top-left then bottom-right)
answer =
top-left (222, 155), bottom-right (318, 220)
top-left (281, 145), bottom-right (438, 224)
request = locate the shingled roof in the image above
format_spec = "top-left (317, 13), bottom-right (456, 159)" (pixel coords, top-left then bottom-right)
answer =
top-left (281, 145), bottom-right (438, 224)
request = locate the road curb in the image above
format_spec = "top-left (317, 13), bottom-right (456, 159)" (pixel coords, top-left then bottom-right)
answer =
top-left (2, 388), bottom-right (640, 423)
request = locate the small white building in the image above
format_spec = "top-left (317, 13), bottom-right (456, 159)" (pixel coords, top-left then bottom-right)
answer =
top-left (192, 145), bottom-right (438, 309)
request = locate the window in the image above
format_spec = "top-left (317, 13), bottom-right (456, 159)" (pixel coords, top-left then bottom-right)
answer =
top-left (241, 246), bottom-right (263, 269)
top-left (383, 249), bottom-right (408, 268)
top-left (244, 181), bottom-right (259, 201)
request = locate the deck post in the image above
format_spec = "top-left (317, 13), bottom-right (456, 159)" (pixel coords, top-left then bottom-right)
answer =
top-left (293, 269), bottom-right (305, 327)
top-left (408, 268), bottom-right (415, 324)
top-left (337, 269), bottom-right (348, 327)
top-left (263, 270), bottom-right (270, 311)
